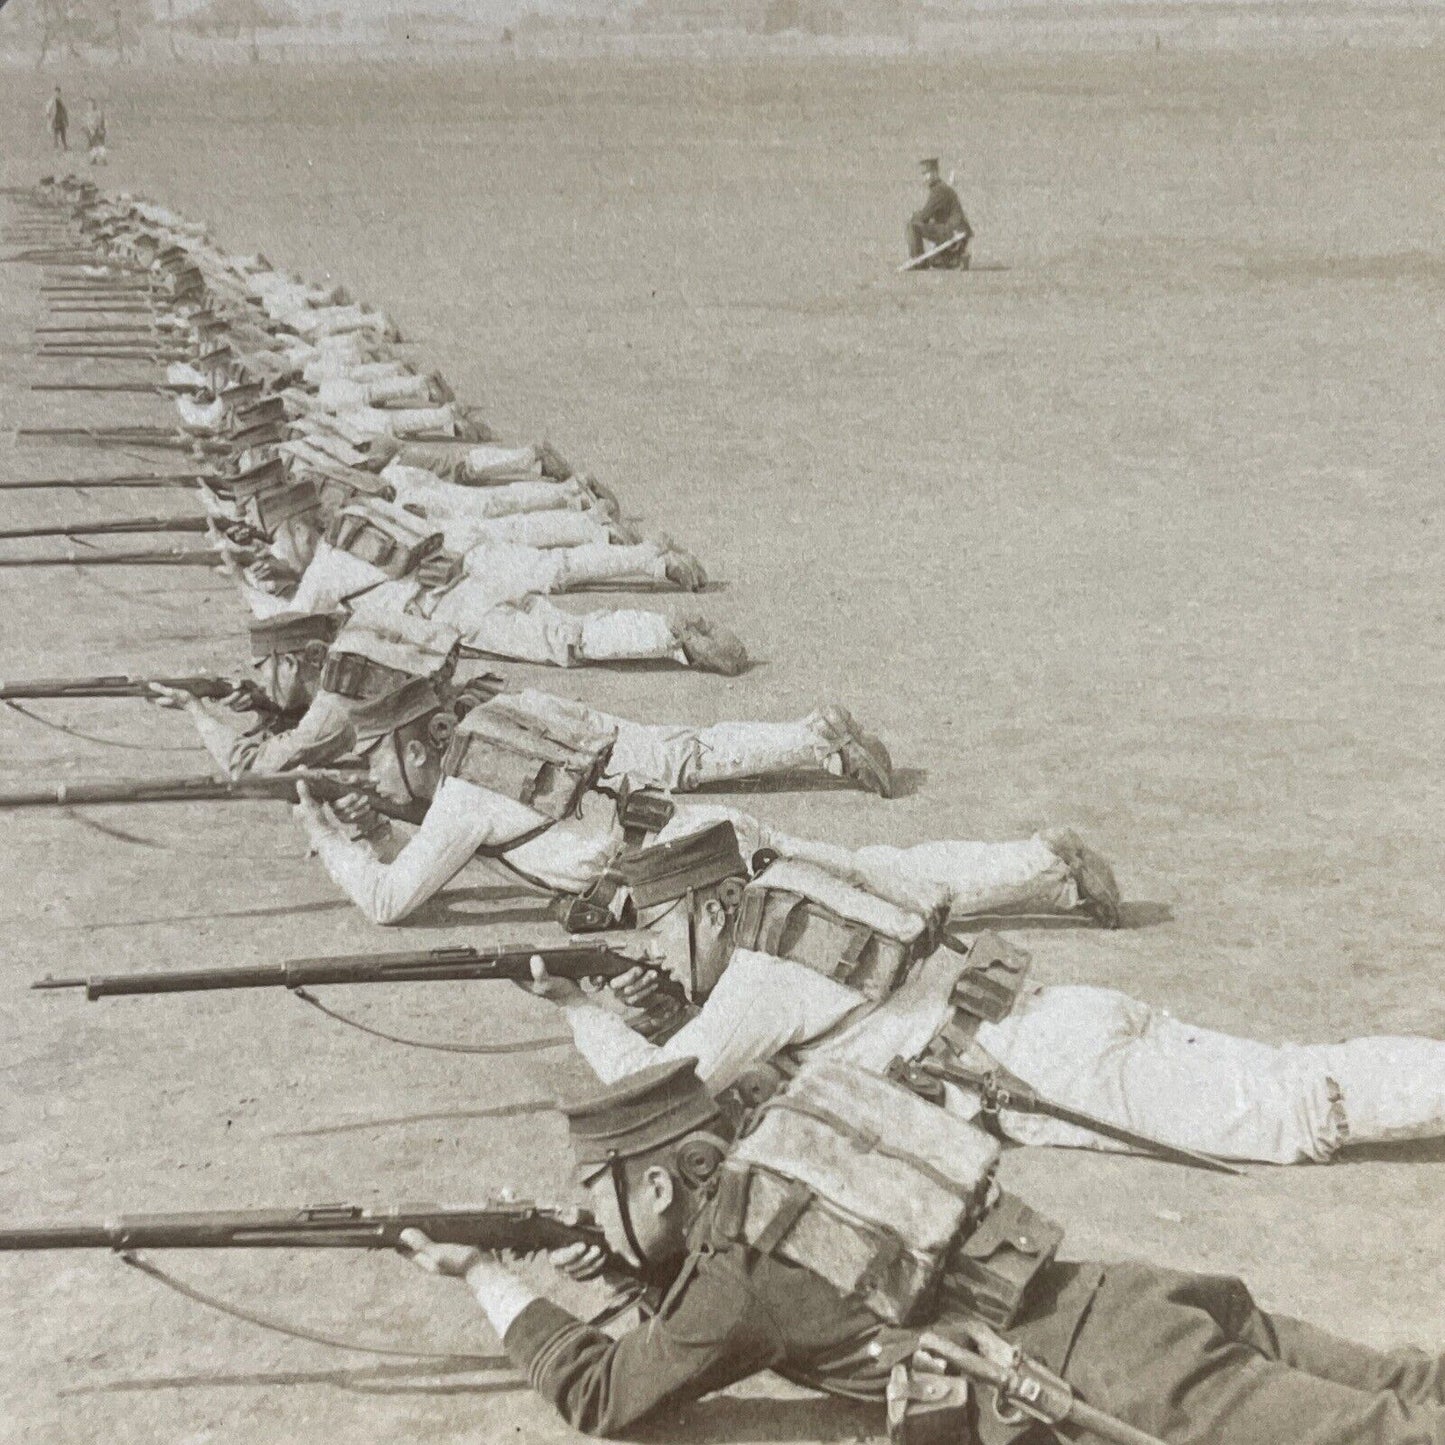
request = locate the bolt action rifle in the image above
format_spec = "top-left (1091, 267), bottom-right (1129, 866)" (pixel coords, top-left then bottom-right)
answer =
top-left (0, 1199), bottom-right (637, 1278)
top-left (0, 516), bottom-right (208, 541)
top-left (0, 673), bottom-right (276, 715)
top-left (34, 938), bottom-right (684, 1006)
top-left (0, 767), bottom-right (373, 812)
top-left (0, 548), bottom-right (218, 568)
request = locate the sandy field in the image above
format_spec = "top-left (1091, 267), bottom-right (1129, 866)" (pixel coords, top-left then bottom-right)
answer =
top-left (0, 36), bottom-right (1442, 1445)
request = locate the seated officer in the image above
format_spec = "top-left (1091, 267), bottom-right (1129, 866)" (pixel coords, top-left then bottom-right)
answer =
top-left (398, 1057), bottom-right (1445, 1443)
top-left (907, 157), bottom-right (973, 265)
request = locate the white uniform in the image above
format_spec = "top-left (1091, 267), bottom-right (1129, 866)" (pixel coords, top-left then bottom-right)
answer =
top-left (302, 793), bottom-right (1081, 930)
top-left (558, 944), bottom-right (1445, 1165)
top-left (272, 541), bottom-right (693, 669)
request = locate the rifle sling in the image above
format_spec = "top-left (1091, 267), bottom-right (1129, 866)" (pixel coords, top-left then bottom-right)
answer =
top-left (120, 1252), bottom-right (503, 1362)
top-left (291, 987), bottom-right (569, 1055)
top-left (2, 699), bottom-right (207, 754)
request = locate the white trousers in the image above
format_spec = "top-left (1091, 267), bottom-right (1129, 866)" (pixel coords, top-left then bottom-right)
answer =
top-left (972, 985), bottom-right (1445, 1163)
top-left (512, 691), bottom-right (844, 792)
top-left (853, 836), bottom-right (1078, 920)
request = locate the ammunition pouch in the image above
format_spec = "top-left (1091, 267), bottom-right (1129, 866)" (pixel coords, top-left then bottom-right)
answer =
top-left (946, 933), bottom-right (1031, 1024)
top-left (551, 782), bottom-right (676, 933)
top-left (442, 694), bottom-right (615, 822)
top-left (944, 1190), bottom-right (1063, 1330)
top-left (326, 500), bottom-right (443, 579)
top-left (733, 859), bottom-right (945, 1003)
top-left (887, 1362), bottom-right (974, 1445)
top-left (320, 650), bottom-right (413, 704)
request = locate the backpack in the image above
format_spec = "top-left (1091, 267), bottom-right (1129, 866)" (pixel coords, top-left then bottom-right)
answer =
top-left (325, 497), bottom-right (443, 578)
top-left (716, 1059), bottom-right (999, 1325)
top-left (441, 692), bottom-right (616, 821)
top-left (732, 858), bottom-right (948, 1002)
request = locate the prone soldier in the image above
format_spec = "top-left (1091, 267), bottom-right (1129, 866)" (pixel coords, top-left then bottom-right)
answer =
top-left (400, 1057), bottom-right (1445, 1443)
top-left (524, 823), bottom-right (1445, 1166)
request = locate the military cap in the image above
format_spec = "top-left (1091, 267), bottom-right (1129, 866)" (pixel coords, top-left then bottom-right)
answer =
top-left (347, 676), bottom-right (446, 742)
top-left (560, 1058), bottom-right (722, 1176)
top-left (617, 821), bottom-right (746, 911)
top-left (248, 609), bottom-right (340, 660)
top-left (919, 156), bottom-right (941, 171)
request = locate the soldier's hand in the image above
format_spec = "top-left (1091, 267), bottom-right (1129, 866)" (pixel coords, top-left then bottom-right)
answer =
top-left (146, 682), bottom-right (195, 711)
top-left (550, 1240), bottom-right (611, 1282)
top-left (396, 1228), bottom-right (483, 1279)
top-left (293, 779), bottom-right (333, 833)
top-left (248, 555), bottom-right (300, 589)
top-left (608, 965), bottom-right (662, 1008)
top-left (516, 954), bottom-right (585, 1007)
top-left (224, 681), bottom-right (265, 714)
top-left (331, 789), bottom-right (385, 841)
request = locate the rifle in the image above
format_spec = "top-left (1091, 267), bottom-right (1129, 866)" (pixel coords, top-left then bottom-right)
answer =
top-left (0, 549), bottom-right (218, 568)
top-left (0, 768), bottom-right (372, 813)
top-left (0, 673), bottom-right (275, 713)
top-left (917, 1329), bottom-right (1166, 1445)
top-left (14, 429), bottom-right (194, 450)
top-left (0, 1199), bottom-right (633, 1274)
top-left (32, 382), bottom-right (203, 396)
top-left (34, 938), bottom-right (684, 1004)
top-left (0, 474), bottom-right (201, 491)
top-left (0, 516), bottom-right (208, 541)
top-left (896, 1051), bottom-right (1242, 1176)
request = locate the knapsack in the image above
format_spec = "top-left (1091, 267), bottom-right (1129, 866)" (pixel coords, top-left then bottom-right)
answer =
top-left (732, 858), bottom-right (948, 1003)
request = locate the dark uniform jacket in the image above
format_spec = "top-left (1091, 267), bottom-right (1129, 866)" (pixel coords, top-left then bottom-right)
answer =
top-left (914, 179), bottom-right (967, 232)
top-left (502, 1173), bottom-right (1103, 1439)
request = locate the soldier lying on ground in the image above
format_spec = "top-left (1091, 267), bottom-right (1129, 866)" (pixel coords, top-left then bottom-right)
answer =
top-left (400, 1057), bottom-right (1445, 1443)
top-left (150, 612), bottom-right (893, 799)
top-left (520, 823), bottom-right (1445, 1166)
top-left (290, 676), bottom-right (1102, 927)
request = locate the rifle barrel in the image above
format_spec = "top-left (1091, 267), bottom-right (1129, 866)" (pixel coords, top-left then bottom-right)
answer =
top-left (0, 517), bottom-right (208, 541)
top-left (0, 768), bottom-right (370, 812)
top-left (0, 674), bottom-right (233, 702)
top-left (0, 475), bottom-right (199, 491)
top-left (0, 551), bottom-right (217, 568)
top-left (0, 1203), bottom-right (619, 1264)
top-left (34, 942), bottom-right (660, 1000)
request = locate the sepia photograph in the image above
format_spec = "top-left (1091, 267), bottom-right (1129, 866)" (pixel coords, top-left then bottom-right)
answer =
top-left (0, 0), bottom-right (1441, 1441)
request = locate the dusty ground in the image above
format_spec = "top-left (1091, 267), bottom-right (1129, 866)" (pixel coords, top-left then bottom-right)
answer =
top-left (0, 37), bottom-right (1442, 1445)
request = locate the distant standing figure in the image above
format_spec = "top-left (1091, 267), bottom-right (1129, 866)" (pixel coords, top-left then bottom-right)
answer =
top-left (46, 87), bottom-right (68, 152)
top-left (82, 99), bottom-right (107, 165)
top-left (906, 156), bottom-right (972, 266)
